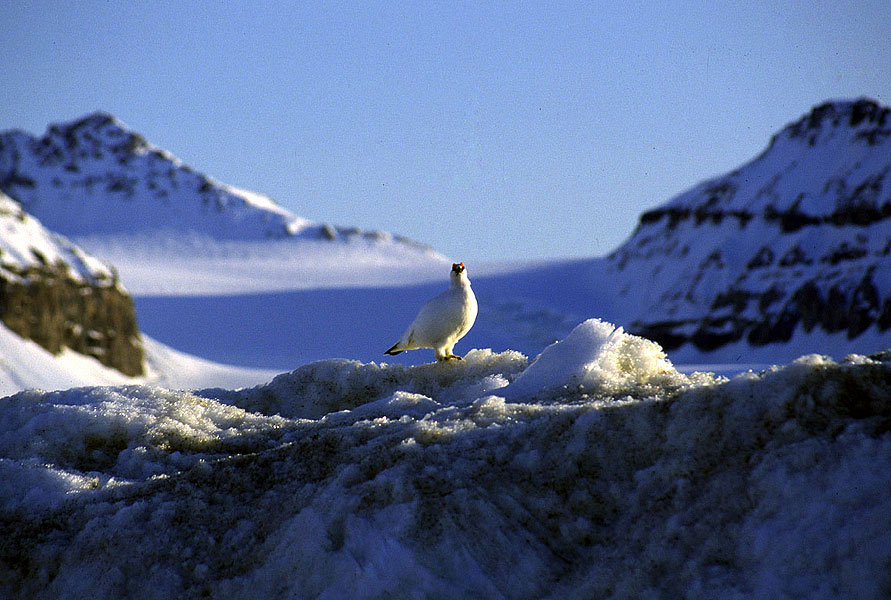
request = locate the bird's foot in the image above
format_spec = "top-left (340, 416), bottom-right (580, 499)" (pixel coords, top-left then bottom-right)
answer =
top-left (435, 354), bottom-right (463, 362)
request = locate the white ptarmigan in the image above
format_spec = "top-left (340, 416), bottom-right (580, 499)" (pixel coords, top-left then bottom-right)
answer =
top-left (385, 262), bottom-right (478, 361)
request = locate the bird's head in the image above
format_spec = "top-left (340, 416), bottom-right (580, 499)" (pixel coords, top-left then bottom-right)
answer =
top-left (450, 262), bottom-right (469, 286)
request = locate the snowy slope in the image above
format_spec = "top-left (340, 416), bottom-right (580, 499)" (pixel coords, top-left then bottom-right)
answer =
top-left (2, 321), bottom-right (888, 599)
top-left (0, 189), bottom-right (148, 377)
top-left (0, 322), bottom-right (134, 393)
top-left (0, 189), bottom-right (276, 393)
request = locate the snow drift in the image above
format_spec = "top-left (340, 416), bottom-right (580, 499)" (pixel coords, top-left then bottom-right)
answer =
top-left (2, 319), bottom-right (889, 599)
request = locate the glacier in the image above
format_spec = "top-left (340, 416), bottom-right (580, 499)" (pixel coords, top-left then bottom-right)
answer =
top-left (2, 319), bottom-right (889, 599)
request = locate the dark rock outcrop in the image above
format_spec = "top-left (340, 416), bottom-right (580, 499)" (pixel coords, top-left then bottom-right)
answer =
top-left (0, 264), bottom-right (144, 376)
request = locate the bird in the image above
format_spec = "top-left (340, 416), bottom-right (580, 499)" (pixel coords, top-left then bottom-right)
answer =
top-left (385, 262), bottom-right (478, 361)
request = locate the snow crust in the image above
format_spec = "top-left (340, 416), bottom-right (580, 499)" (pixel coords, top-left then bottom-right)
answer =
top-left (2, 320), bottom-right (889, 599)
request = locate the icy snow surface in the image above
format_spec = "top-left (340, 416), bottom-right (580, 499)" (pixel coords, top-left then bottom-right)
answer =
top-left (2, 320), bottom-right (889, 599)
top-left (0, 323), bottom-right (277, 398)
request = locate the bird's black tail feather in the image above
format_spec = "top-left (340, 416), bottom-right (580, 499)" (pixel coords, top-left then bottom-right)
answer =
top-left (385, 343), bottom-right (403, 356)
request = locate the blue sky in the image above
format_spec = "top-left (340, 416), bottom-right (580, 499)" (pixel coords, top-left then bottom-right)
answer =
top-left (3, 1), bottom-right (890, 263)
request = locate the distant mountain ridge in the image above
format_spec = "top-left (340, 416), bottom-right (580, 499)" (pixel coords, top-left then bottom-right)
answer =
top-left (608, 98), bottom-right (891, 353)
top-left (0, 112), bottom-right (428, 249)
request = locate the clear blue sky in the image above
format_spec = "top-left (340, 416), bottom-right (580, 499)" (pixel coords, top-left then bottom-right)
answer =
top-left (3, 1), bottom-right (890, 263)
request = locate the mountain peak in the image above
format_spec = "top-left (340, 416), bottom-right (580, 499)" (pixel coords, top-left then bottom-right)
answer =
top-left (775, 97), bottom-right (890, 148)
top-left (63, 110), bottom-right (121, 131)
top-left (0, 112), bottom-right (437, 256)
top-left (43, 110), bottom-right (149, 156)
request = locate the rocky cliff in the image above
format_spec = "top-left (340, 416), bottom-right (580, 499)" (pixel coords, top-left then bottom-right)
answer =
top-left (0, 193), bottom-right (143, 376)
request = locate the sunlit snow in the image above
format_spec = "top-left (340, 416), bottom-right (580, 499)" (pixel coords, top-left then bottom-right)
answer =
top-left (2, 320), bottom-right (889, 599)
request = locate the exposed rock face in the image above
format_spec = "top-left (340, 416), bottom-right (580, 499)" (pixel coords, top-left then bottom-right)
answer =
top-left (608, 99), bottom-right (891, 352)
top-left (0, 194), bottom-right (143, 376)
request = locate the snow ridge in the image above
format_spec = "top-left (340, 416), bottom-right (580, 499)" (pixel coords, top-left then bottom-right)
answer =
top-left (0, 191), bottom-right (114, 286)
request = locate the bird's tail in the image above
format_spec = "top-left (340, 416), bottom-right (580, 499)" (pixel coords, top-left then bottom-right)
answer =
top-left (385, 343), bottom-right (403, 356)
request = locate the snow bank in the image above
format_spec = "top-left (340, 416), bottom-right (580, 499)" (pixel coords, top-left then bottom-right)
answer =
top-left (2, 322), bottom-right (889, 599)
top-left (0, 385), bottom-right (288, 511)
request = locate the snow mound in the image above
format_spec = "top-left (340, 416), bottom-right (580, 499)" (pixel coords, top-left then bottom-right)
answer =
top-left (504, 318), bottom-right (689, 398)
top-left (206, 348), bottom-right (529, 419)
top-left (2, 325), bottom-right (890, 599)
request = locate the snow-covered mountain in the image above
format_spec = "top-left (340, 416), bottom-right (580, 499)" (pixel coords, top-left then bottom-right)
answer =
top-left (2, 100), bottom-right (887, 385)
top-left (607, 98), bottom-right (891, 357)
top-left (0, 112), bottom-right (446, 295)
top-left (0, 111), bottom-right (423, 244)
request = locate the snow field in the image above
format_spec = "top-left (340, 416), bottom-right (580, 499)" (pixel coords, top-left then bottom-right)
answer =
top-left (1, 320), bottom-right (889, 599)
